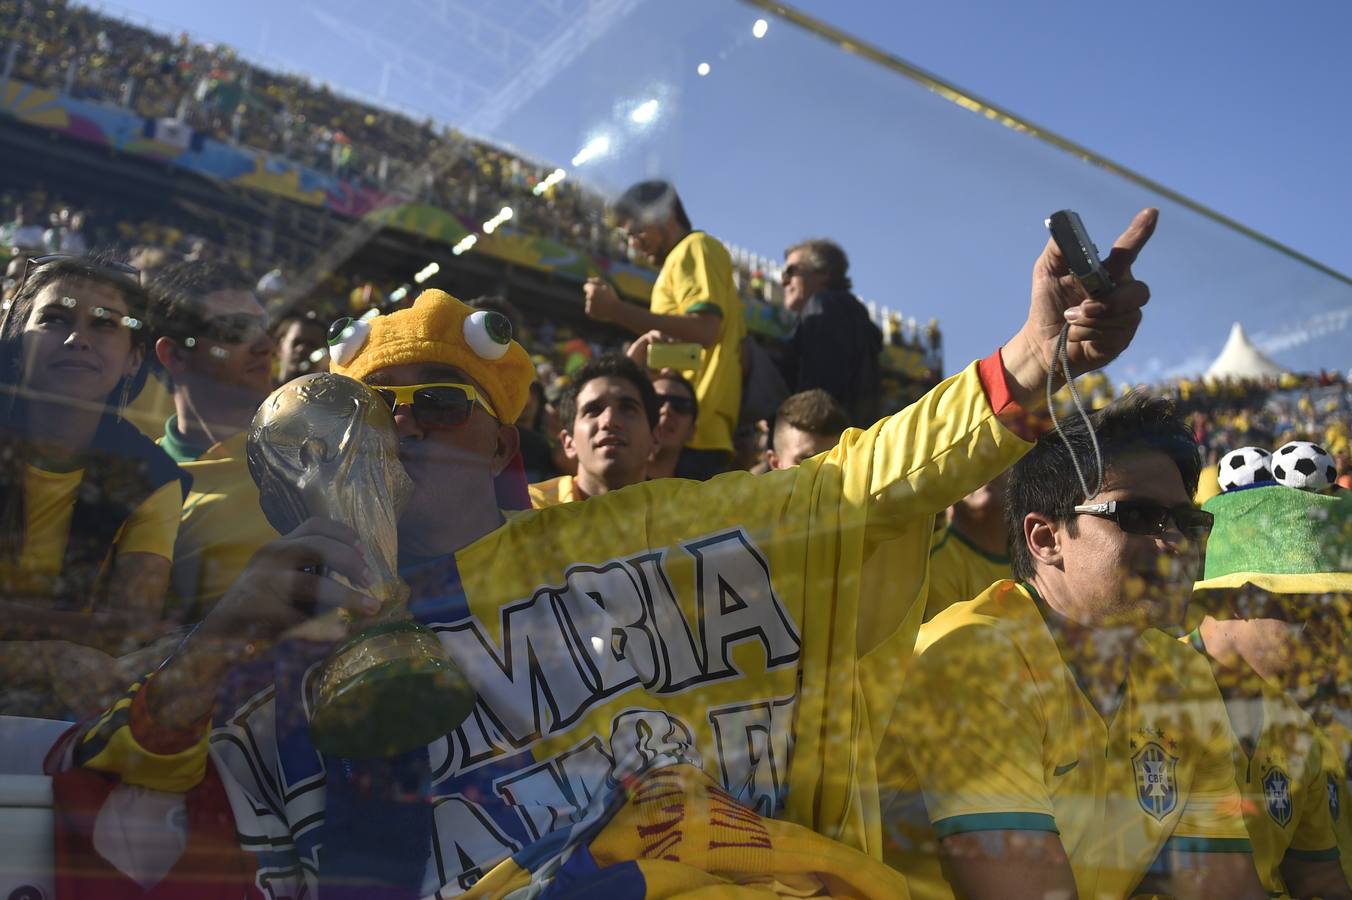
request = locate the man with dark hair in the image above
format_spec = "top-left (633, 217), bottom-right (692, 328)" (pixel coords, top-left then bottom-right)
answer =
top-left (646, 370), bottom-right (699, 480)
top-left (529, 354), bottom-right (659, 506)
top-left (584, 180), bottom-right (743, 480)
top-left (150, 260), bottom-right (279, 620)
top-left (766, 388), bottom-right (850, 470)
top-left (780, 238), bottom-right (882, 426)
top-left (882, 393), bottom-right (1265, 900)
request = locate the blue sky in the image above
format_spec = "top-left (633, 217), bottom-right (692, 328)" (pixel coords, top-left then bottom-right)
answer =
top-left (94, 0), bottom-right (1351, 380)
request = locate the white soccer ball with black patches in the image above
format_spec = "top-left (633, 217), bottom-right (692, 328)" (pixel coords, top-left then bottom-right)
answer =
top-left (1271, 441), bottom-right (1337, 492)
top-left (1218, 447), bottom-right (1273, 492)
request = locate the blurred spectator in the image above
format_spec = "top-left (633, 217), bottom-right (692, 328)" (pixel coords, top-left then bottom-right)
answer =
top-left (272, 308), bottom-right (329, 383)
top-left (43, 207), bottom-right (89, 255)
top-left (590, 180), bottom-right (744, 479)
top-left (765, 388), bottom-right (849, 470)
top-left (779, 239), bottom-right (882, 426)
top-left (528, 354), bottom-right (657, 507)
top-left (0, 204), bottom-right (46, 250)
top-left (646, 369), bottom-right (699, 480)
top-left (150, 260), bottom-right (279, 621)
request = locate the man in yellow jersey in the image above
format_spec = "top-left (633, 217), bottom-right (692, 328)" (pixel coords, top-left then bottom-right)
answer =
top-left (881, 394), bottom-right (1266, 899)
top-left (148, 260), bottom-right (280, 623)
top-left (1188, 477), bottom-right (1352, 897)
top-left (924, 472), bottom-right (1013, 620)
top-left (584, 180), bottom-right (743, 479)
top-left (764, 389), bottom-right (849, 471)
top-left (50, 209), bottom-right (1158, 897)
top-left (529, 354), bottom-right (658, 507)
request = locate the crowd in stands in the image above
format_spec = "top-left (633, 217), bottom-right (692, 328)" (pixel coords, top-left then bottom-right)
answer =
top-left (3, 5), bottom-right (1352, 900)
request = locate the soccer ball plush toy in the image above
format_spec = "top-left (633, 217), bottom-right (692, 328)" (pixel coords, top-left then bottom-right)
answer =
top-left (1218, 447), bottom-right (1273, 492)
top-left (1271, 441), bottom-right (1336, 492)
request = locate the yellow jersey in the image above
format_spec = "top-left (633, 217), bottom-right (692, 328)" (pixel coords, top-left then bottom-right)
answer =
top-left (650, 231), bottom-right (744, 454)
top-left (1320, 721), bottom-right (1352, 889)
top-left (1181, 629), bottom-right (1339, 895)
top-left (924, 523), bottom-right (1012, 620)
top-left (528, 474), bottom-right (579, 508)
top-left (882, 581), bottom-right (1251, 900)
top-left (0, 464), bottom-right (181, 602)
top-left (158, 420), bottom-right (279, 623)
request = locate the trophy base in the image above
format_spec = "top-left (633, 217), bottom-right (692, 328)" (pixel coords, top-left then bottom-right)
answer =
top-left (309, 620), bottom-right (477, 759)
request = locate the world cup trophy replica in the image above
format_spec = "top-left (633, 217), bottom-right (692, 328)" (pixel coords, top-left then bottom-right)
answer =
top-left (246, 372), bottom-right (477, 757)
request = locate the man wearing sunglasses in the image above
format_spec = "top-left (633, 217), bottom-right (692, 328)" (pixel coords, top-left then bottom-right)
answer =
top-left (529, 354), bottom-right (659, 507)
top-left (881, 393), bottom-right (1265, 899)
top-left (779, 239), bottom-right (883, 428)
top-left (147, 260), bottom-right (280, 621)
top-left (646, 370), bottom-right (699, 481)
top-left (54, 209), bottom-right (1164, 898)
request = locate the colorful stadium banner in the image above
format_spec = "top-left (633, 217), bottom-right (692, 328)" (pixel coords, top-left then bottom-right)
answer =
top-left (0, 78), bottom-right (806, 335)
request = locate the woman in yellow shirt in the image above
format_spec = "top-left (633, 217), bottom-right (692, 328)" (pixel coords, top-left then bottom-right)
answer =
top-left (0, 254), bottom-right (188, 716)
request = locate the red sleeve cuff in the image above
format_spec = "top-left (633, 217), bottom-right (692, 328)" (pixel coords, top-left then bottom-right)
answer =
top-left (131, 677), bottom-right (210, 755)
top-left (977, 349), bottom-right (1049, 443)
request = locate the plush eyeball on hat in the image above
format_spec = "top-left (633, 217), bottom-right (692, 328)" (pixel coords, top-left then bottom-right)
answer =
top-left (327, 315), bottom-right (372, 367)
top-left (464, 310), bottom-right (512, 360)
top-left (1271, 440), bottom-right (1337, 492)
top-left (1218, 446), bottom-right (1273, 492)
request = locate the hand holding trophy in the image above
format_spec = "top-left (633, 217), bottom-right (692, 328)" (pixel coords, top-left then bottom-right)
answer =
top-left (246, 372), bottom-right (477, 757)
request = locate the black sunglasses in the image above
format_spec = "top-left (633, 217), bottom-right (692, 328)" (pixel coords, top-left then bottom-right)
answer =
top-left (1072, 500), bottom-right (1214, 541)
top-left (656, 393), bottom-right (696, 416)
top-left (782, 263), bottom-right (805, 282)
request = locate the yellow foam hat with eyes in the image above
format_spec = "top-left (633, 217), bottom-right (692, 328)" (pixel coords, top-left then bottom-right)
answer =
top-left (327, 290), bottom-right (533, 423)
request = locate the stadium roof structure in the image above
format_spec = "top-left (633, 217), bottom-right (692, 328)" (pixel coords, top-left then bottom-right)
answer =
top-left (1205, 322), bottom-right (1287, 380)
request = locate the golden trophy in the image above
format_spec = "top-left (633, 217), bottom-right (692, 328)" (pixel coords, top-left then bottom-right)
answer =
top-left (246, 372), bottom-right (477, 758)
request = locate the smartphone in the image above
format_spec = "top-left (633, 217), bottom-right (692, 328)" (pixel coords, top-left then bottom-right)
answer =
top-left (1046, 210), bottom-right (1115, 299)
top-left (647, 341), bottom-right (703, 372)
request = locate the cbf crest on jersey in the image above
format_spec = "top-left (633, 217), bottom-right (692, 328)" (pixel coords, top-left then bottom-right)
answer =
top-left (1133, 742), bottom-right (1179, 821)
top-left (1329, 774), bottom-right (1341, 823)
top-left (1263, 768), bottom-right (1293, 827)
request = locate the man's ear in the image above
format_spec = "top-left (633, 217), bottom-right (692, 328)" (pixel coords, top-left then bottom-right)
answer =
top-left (765, 448), bottom-right (781, 471)
top-left (491, 422), bottom-right (522, 477)
top-left (1024, 512), bottom-right (1064, 568)
top-left (559, 427), bottom-right (577, 462)
top-left (154, 336), bottom-right (188, 376)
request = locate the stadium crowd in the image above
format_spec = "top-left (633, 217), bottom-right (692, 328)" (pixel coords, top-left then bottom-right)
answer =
top-left (2, 4), bottom-right (1352, 900)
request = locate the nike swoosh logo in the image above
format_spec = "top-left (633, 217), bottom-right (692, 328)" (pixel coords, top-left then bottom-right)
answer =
top-left (1053, 760), bottom-right (1079, 777)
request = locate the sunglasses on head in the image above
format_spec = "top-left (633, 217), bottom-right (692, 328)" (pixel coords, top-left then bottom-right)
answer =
top-left (372, 382), bottom-right (499, 429)
top-left (656, 393), bottom-right (696, 416)
top-left (16, 254), bottom-right (141, 296)
top-left (1072, 500), bottom-right (1214, 541)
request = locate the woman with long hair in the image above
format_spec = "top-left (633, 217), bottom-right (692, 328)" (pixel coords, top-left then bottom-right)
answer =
top-left (0, 254), bottom-right (188, 716)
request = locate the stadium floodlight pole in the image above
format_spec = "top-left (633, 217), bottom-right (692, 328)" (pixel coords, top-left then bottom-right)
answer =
top-left (743, 0), bottom-right (1352, 290)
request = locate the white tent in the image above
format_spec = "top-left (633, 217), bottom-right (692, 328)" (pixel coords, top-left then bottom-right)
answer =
top-left (1204, 322), bottom-right (1286, 380)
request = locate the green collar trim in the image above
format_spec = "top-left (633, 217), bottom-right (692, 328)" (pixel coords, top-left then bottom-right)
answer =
top-left (160, 415), bottom-right (211, 463)
top-left (948, 524), bottom-right (1011, 565)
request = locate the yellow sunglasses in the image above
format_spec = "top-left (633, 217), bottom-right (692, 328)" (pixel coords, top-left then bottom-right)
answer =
top-left (371, 382), bottom-right (499, 428)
